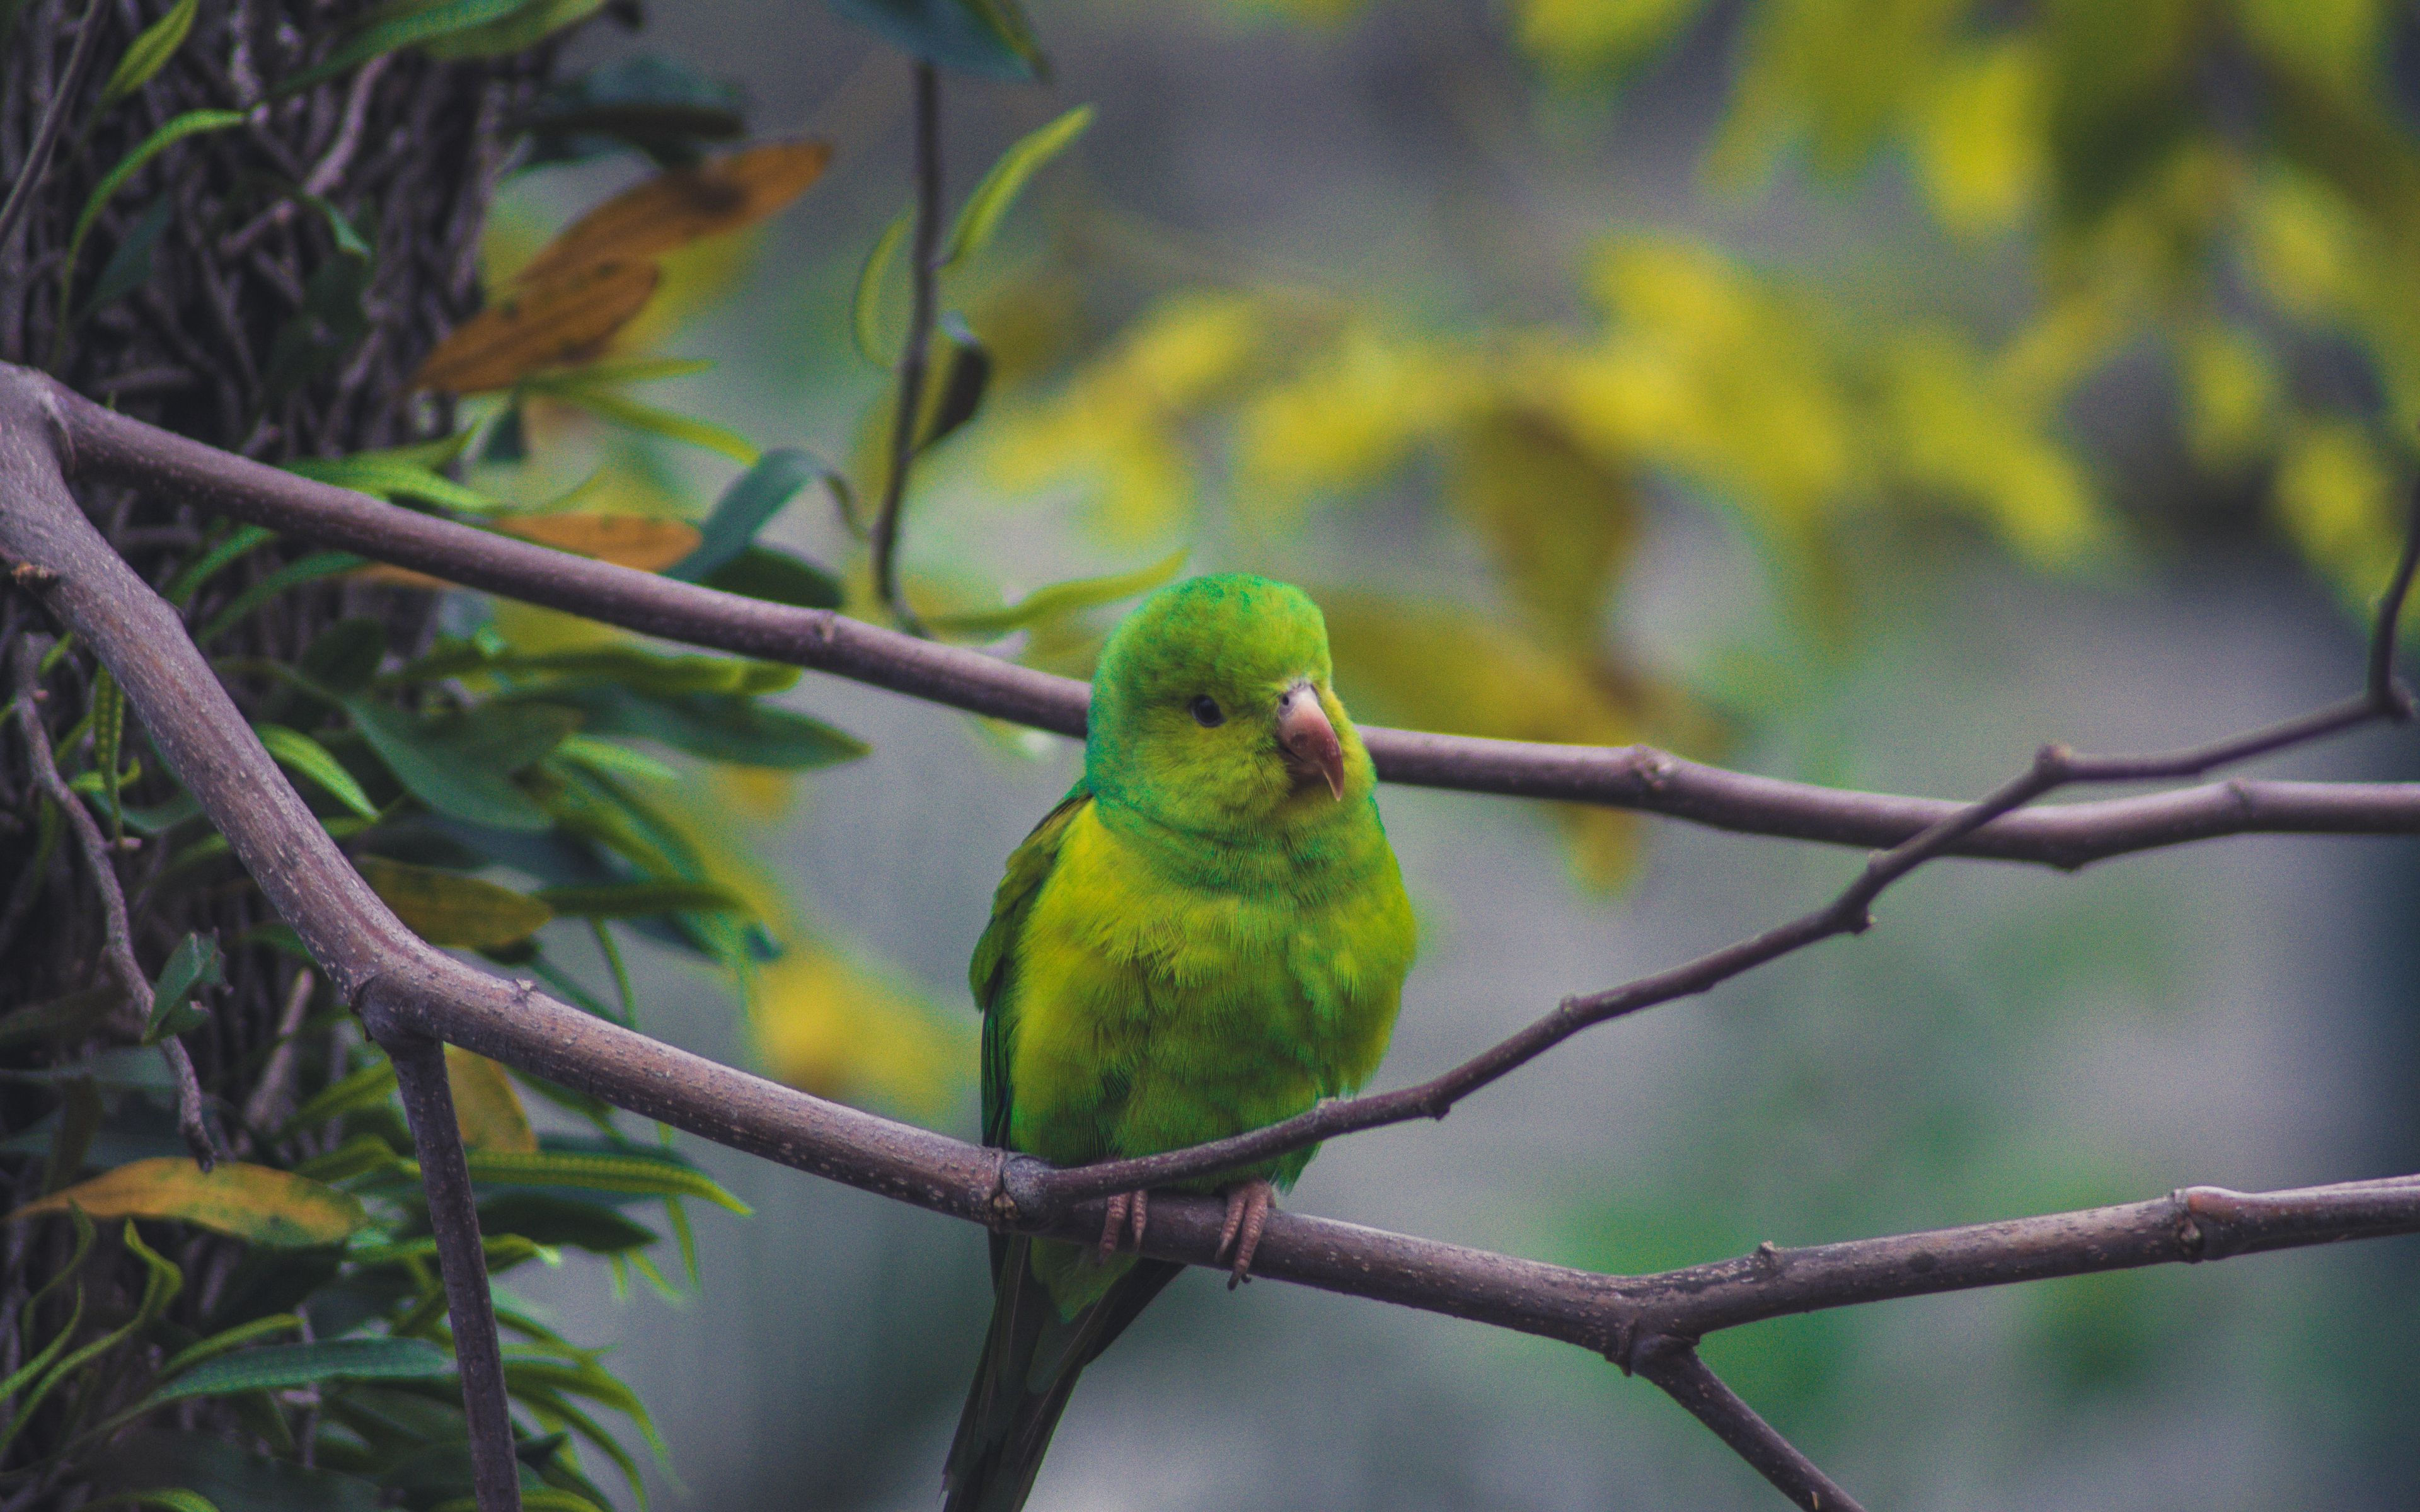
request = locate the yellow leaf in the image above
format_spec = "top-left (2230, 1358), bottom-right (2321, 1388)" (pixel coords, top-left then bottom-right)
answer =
top-left (1913, 39), bottom-right (2045, 236)
top-left (359, 857), bottom-right (553, 948)
top-left (1235, 324), bottom-right (1470, 508)
top-left (514, 140), bottom-right (833, 287)
top-left (2177, 323), bottom-right (2279, 472)
top-left (1321, 592), bottom-right (1649, 889)
top-left (496, 512), bottom-right (701, 571)
top-left (11, 1159), bottom-right (367, 1247)
top-left (2273, 418), bottom-right (2405, 604)
top-left (413, 261), bottom-right (662, 394)
top-left (444, 1046), bottom-right (537, 1155)
top-left (1449, 409), bottom-right (1639, 655)
top-left (752, 933), bottom-right (967, 1118)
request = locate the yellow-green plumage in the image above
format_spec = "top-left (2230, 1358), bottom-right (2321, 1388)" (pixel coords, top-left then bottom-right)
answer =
top-left (943, 575), bottom-right (1417, 1512)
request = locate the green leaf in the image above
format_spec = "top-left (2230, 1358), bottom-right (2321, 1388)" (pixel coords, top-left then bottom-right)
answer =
top-left (478, 1191), bottom-right (657, 1253)
top-left (537, 687), bottom-right (866, 769)
top-left (98, 0), bottom-right (200, 107)
top-left (158, 1314), bottom-right (306, 1380)
top-left (10, 1164), bottom-right (367, 1247)
top-left (465, 1148), bottom-right (750, 1213)
top-left (357, 857), bottom-right (554, 948)
top-left (420, 0), bottom-right (604, 59)
top-left (928, 547), bottom-right (1187, 637)
top-left (279, 0), bottom-right (527, 93)
top-left (671, 448), bottom-right (826, 580)
top-left (98, 1432), bottom-right (382, 1512)
top-left (151, 1337), bottom-right (454, 1404)
top-left (280, 1059), bottom-right (399, 1134)
top-left (700, 545), bottom-right (845, 609)
top-left (345, 699), bottom-right (570, 831)
top-left (93, 665), bottom-right (127, 840)
top-left (919, 313), bottom-right (992, 452)
top-left (76, 195), bottom-right (173, 323)
top-left (297, 618), bottom-right (389, 697)
top-left (822, 0), bottom-right (1044, 81)
top-left (282, 454), bottom-right (497, 513)
top-left (528, 382), bottom-right (759, 464)
top-left (532, 879), bottom-right (746, 919)
top-left (550, 735), bottom-right (679, 785)
top-left (164, 525), bottom-right (275, 608)
top-left (942, 103), bottom-right (1092, 269)
top-left (195, 551), bottom-right (369, 644)
top-left (144, 932), bottom-right (222, 1045)
top-left (852, 207), bottom-right (911, 365)
top-left (81, 1490), bottom-right (221, 1512)
top-left (63, 110), bottom-right (246, 309)
top-left (255, 724), bottom-right (381, 820)
top-left (475, 644), bottom-right (797, 698)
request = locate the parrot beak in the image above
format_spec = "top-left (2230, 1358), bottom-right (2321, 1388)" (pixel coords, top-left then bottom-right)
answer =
top-left (1277, 682), bottom-right (1346, 800)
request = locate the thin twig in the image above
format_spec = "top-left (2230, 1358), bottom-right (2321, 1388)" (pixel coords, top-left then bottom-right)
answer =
top-left (868, 60), bottom-right (941, 636)
top-left (384, 1035), bottom-right (521, 1512)
top-left (1629, 1336), bottom-right (1865, 1512)
top-left (239, 965), bottom-right (316, 1142)
top-left (0, 0), bottom-right (110, 260)
top-left (8, 635), bottom-right (215, 1169)
top-left (38, 371), bottom-right (2420, 869)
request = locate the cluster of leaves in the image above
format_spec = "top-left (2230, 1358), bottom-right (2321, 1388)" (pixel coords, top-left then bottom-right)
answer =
top-left (5, 0), bottom-right (1099, 1504)
top-left (4, 1057), bottom-right (745, 1511)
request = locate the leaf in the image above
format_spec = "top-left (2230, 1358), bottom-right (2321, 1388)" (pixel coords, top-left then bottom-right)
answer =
top-left (513, 139), bottom-right (834, 285)
top-left (550, 735), bottom-right (679, 784)
top-left (63, 110), bottom-right (246, 309)
top-left (9, 1160), bottom-right (369, 1247)
top-left (256, 724), bottom-right (381, 820)
top-left (517, 55), bottom-right (747, 169)
top-left (671, 448), bottom-right (826, 580)
top-left (822, 0), bottom-right (1045, 81)
top-left (852, 207), bottom-right (911, 365)
top-left (76, 195), bottom-right (174, 323)
top-left (701, 546), bottom-right (845, 609)
top-left (151, 1337), bottom-right (454, 1403)
top-left (497, 512), bottom-right (703, 571)
top-left (144, 932), bottom-right (222, 1045)
top-left (195, 551), bottom-right (369, 644)
top-left (100, 0), bottom-right (200, 106)
top-left (412, 261), bottom-right (660, 393)
top-left (926, 547), bottom-right (1187, 636)
top-left (283, 454), bottom-right (497, 513)
top-left (445, 1045), bottom-right (538, 1154)
top-left (420, 0), bottom-right (603, 59)
top-left (476, 1191), bottom-right (655, 1252)
top-left (297, 618), bottom-right (389, 697)
top-left (81, 1491), bottom-right (221, 1512)
top-left (539, 687), bottom-right (867, 769)
top-left (280, 1059), bottom-right (398, 1133)
top-left (345, 698), bottom-right (567, 831)
top-left (532, 879), bottom-right (747, 918)
top-left (279, 0), bottom-right (526, 92)
top-left (164, 525), bottom-right (275, 607)
top-left (943, 103), bottom-right (1092, 269)
top-left (529, 382), bottom-right (759, 464)
top-left (98, 1431), bottom-right (383, 1512)
top-left (920, 314), bottom-right (993, 452)
top-left (158, 1314), bottom-right (306, 1379)
top-left (357, 857), bottom-right (553, 948)
top-left (464, 1148), bottom-right (750, 1213)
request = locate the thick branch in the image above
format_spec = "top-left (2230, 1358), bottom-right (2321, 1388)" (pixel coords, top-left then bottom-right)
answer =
top-left (15, 366), bottom-right (2414, 870)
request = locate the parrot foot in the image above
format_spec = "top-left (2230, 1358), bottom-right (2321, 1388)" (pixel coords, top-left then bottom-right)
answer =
top-left (1098, 1189), bottom-right (1148, 1260)
top-left (1214, 1179), bottom-right (1276, 1288)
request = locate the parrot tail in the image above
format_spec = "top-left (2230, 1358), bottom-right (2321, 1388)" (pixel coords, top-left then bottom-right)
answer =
top-left (942, 1235), bottom-right (1183, 1512)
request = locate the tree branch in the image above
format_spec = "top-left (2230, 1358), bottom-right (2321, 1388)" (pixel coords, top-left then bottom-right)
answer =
top-left (383, 1035), bottom-right (520, 1512)
top-left (11, 364), bottom-right (2420, 1509)
top-left (21, 365), bottom-right (2420, 870)
top-left (868, 60), bottom-right (942, 636)
top-left (1629, 1335), bottom-right (1865, 1512)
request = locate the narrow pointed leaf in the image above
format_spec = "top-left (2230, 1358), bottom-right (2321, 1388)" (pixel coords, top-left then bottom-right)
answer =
top-left (8, 1160), bottom-right (369, 1247)
top-left (357, 857), bottom-right (553, 948)
top-left (255, 724), bottom-right (381, 820)
top-left (512, 139), bottom-right (833, 285)
top-left (943, 103), bottom-right (1092, 268)
top-left (99, 0), bottom-right (200, 106)
top-left (150, 1337), bottom-right (453, 1403)
top-left (412, 261), bottom-right (660, 393)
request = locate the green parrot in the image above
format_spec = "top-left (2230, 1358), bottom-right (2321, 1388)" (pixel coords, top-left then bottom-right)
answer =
top-left (942, 573), bottom-right (1419, 1512)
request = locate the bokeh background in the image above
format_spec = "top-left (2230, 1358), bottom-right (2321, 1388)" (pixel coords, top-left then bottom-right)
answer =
top-left (479, 2), bottom-right (2420, 1507)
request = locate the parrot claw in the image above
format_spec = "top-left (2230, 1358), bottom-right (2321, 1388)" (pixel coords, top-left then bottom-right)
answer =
top-left (1099, 1189), bottom-right (1148, 1260)
top-left (1214, 1179), bottom-right (1276, 1288)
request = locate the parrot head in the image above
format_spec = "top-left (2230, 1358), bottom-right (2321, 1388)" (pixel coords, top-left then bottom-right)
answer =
top-left (1085, 573), bottom-right (1374, 833)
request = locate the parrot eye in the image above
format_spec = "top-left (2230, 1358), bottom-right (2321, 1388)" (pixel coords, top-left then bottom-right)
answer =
top-left (1188, 696), bottom-right (1224, 728)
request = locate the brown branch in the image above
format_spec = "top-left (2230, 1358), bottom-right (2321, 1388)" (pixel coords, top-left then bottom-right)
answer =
top-left (7, 634), bottom-right (215, 1170)
top-left (1629, 1335), bottom-right (1865, 1512)
top-left (0, 0), bottom-right (110, 260)
top-left (11, 365), bottom-right (2420, 1508)
top-left (16, 367), bottom-right (2417, 869)
top-left (384, 1035), bottom-right (519, 1512)
top-left (868, 60), bottom-right (943, 636)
